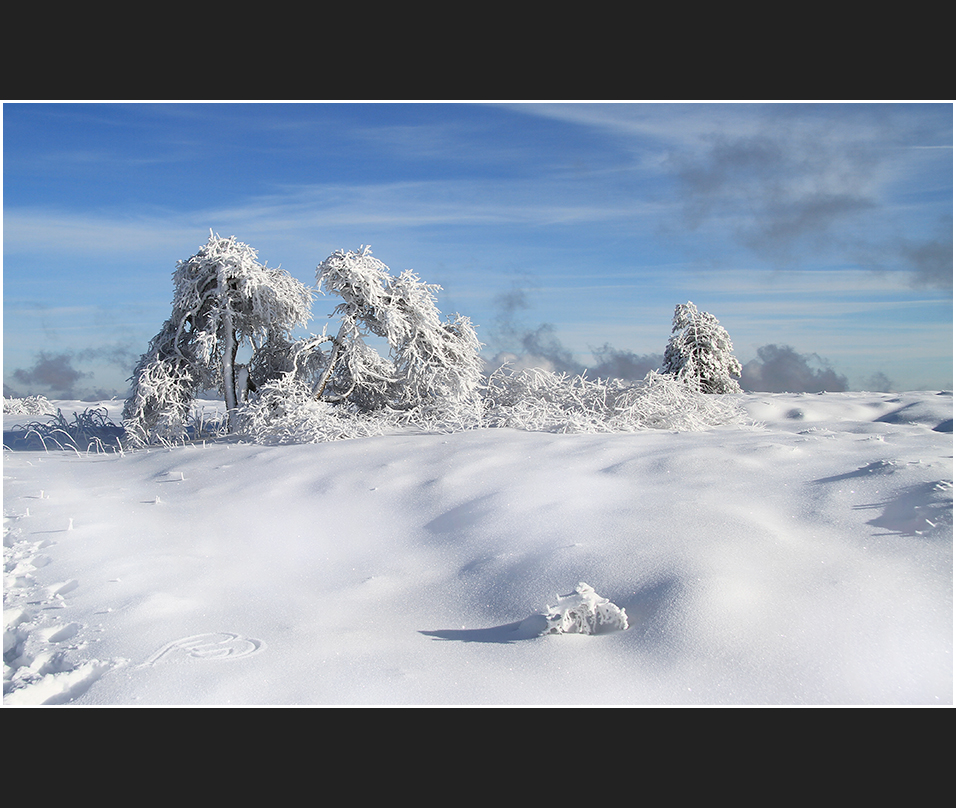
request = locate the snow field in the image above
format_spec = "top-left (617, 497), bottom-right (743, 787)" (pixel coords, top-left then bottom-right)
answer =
top-left (3, 391), bottom-right (952, 705)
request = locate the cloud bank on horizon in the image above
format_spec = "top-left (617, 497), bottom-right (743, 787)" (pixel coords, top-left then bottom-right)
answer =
top-left (3, 101), bottom-right (952, 399)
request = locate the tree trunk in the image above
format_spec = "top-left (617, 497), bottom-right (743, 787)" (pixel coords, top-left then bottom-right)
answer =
top-left (219, 271), bottom-right (239, 427)
top-left (312, 318), bottom-right (352, 401)
top-left (222, 317), bottom-right (238, 416)
top-left (313, 339), bottom-right (341, 400)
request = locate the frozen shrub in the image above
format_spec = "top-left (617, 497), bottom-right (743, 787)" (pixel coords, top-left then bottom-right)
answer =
top-left (236, 246), bottom-right (486, 443)
top-left (540, 583), bottom-right (629, 635)
top-left (234, 375), bottom-right (398, 444)
top-left (483, 365), bottom-right (745, 434)
top-left (5, 407), bottom-right (125, 453)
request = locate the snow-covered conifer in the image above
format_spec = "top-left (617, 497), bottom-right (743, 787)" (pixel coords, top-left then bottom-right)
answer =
top-left (124, 231), bottom-right (313, 442)
top-left (660, 302), bottom-right (742, 394)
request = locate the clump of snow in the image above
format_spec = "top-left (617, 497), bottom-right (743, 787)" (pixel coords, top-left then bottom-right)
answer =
top-left (538, 583), bottom-right (629, 635)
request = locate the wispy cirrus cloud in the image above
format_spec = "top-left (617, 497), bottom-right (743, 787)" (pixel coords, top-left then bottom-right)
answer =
top-left (4, 173), bottom-right (665, 258)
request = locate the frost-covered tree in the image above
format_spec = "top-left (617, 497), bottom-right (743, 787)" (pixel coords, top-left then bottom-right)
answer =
top-left (124, 231), bottom-right (313, 442)
top-left (660, 301), bottom-right (742, 394)
top-left (311, 246), bottom-right (483, 412)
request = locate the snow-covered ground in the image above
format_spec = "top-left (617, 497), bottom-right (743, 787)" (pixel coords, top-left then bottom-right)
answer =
top-left (3, 391), bottom-right (952, 706)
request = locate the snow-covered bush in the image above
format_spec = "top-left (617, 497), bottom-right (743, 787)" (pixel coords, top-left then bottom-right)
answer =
top-left (235, 365), bottom-right (487, 445)
top-left (236, 364), bottom-right (746, 444)
top-left (123, 232), bottom-right (313, 443)
top-left (234, 375), bottom-right (399, 444)
top-left (3, 395), bottom-right (56, 416)
top-left (483, 365), bottom-right (746, 434)
top-left (661, 302), bottom-right (742, 394)
top-left (539, 583), bottom-right (629, 635)
top-left (234, 246), bottom-right (486, 443)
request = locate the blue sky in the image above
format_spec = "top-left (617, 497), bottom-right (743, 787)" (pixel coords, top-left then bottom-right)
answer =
top-left (3, 101), bottom-right (953, 398)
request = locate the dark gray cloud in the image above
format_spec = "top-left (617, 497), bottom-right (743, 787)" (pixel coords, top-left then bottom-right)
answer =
top-left (864, 371), bottom-right (895, 393)
top-left (77, 343), bottom-right (140, 374)
top-left (518, 323), bottom-right (581, 375)
top-left (484, 286), bottom-right (583, 375)
top-left (900, 235), bottom-right (953, 290)
top-left (587, 344), bottom-right (663, 382)
top-left (11, 351), bottom-right (90, 397)
top-left (8, 344), bottom-right (138, 399)
top-left (483, 288), bottom-right (662, 381)
top-left (740, 344), bottom-right (849, 393)
top-left (667, 109), bottom-right (952, 289)
top-left (673, 130), bottom-right (879, 265)
top-left (489, 287), bottom-right (532, 339)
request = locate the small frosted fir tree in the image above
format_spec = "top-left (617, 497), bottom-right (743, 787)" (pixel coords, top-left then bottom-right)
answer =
top-left (124, 231), bottom-right (313, 442)
top-left (660, 301), bottom-right (742, 394)
top-left (312, 246), bottom-right (483, 412)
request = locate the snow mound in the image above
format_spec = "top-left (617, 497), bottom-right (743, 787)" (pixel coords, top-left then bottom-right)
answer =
top-left (538, 583), bottom-right (629, 635)
top-left (875, 399), bottom-right (954, 432)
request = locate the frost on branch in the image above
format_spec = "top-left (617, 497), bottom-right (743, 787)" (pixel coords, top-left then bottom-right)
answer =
top-left (123, 231), bottom-right (313, 443)
top-left (660, 302), bottom-right (742, 394)
top-left (483, 366), bottom-right (745, 434)
top-left (120, 237), bottom-right (750, 447)
top-left (312, 247), bottom-right (483, 412)
top-left (3, 395), bottom-right (56, 416)
top-left (539, 583), bottom-right (629, 635)
top-left (232, 246), bottom-right (485, 444)
top-left (233, 375), bottom-right (399, 445)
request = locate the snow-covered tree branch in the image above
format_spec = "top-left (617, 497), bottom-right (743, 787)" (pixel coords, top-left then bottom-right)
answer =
top-left (312, 247), bottom-right (484, 412)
